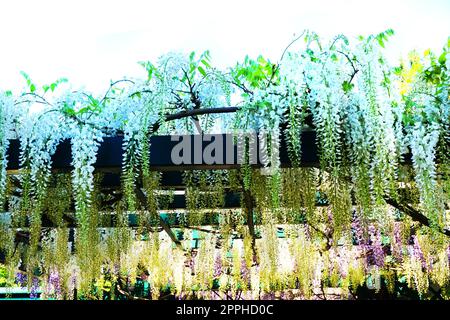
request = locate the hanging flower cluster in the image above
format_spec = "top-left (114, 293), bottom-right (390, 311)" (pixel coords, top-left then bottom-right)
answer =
top-left (0, 31), bottom-right (448, 300)
top-left (0, 93), bottom-right (15, 206)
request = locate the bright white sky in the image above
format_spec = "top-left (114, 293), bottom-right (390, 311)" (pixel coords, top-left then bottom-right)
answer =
top-left (0, 0), bottom-right (449, 94)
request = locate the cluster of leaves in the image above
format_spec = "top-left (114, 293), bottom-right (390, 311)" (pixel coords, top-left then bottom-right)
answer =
top-left (0, 30), bottom-right (448, 300)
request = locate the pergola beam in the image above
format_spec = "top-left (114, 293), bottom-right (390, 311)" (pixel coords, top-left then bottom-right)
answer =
top-left (5, 131), bottom-right (321, 171)
top-left (4, 130), bottom-right (446, 238)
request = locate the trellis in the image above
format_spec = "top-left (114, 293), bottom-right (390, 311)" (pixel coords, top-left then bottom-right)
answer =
top-left (0, 30), bottom-right (448, 300)
top-left (4, 124), bottom-right (447, 246)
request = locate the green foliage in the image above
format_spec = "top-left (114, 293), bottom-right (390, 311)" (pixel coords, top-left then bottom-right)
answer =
top-left (0, 265), bottom-right (14, 287)
top-left (232, 55), bottom-right (277, 92)
top-left (0, 32), bottom-right (449, 300)
top-left (187, 50), bottom-right (212, 78)
top-left (20, 71), bottom-right (36, 92)
top-left (139, 60), bottom-right (161, 81)
top-left (42, 78), bottom-right (68, 94)
top-left (20, 71), bottom-right (67, 94)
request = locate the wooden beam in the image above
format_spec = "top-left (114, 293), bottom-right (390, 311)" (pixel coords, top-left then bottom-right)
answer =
top-left (134, 186), bottom-right (182, 248)
top-left (5, 132), bottom-right (323, 171)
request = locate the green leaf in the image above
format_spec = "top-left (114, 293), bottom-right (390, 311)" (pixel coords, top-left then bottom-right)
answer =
top-left (50, 83), bottom-right (57, 92)
top-left (342, 80), bottom-right (354, 93)
top-left (87, 95), bottom-right (99, 108)
top-left (197, 66), bottom-right (207, 77)
top-left (257, 55), bottom-right (266, 65)
top-left (62, 103), bottom-right (76, 116)
top-left (133, 92), bottom-right (141, 99)
top-left (20, 71), bottom-right (30, 81)
top-left (42, 85), bottom-right (50, 93)
top-left (202, 50), bottom-right (211, 61)
top-left (30, 84), bottom-right (36, 93)
top-left (77, 107), bottom-right (89, 115)
top-left (385, 29), bottom-right (395, 36)
top-left (139, 61), bottom-right (159, 80)
top-left (377, 36), bottom-right (385, 48)
top-left (393, 66), bottom-right (403, 75)
top-left (20, 71), bottom-right (33, 87)
top-left (402, 113), bottom-right (413, 126)
top-left (438, 52), bottom-right (446, 65)
top-left (201, 59), bottom-right (211, 69)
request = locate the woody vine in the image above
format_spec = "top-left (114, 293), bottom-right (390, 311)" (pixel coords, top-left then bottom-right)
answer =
top-left (0, 30), bottom-right (449, 299)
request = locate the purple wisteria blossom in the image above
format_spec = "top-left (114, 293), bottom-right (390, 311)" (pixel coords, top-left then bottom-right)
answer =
top-left (113, 263), bottom-right (120, 276)
top-left (412, 235), bottom-right (427, 270)
top-left (67, 272), bottom-right (77, 299)
top-left (367, 225), bottom-right (385, 267)
top-left (30, 277), bottom-right (40, 299)
top-left (391, 222), bottom-right (403, 262)
top-left (15, 273), bottom-right (27, 288)
top-left (336, 249), bottom-right (349, 278)
top-left (240, 259), bottom-right (250, 288)
top-left (304, 225), bottom-right (311, 241)
top-left (47, 269), bottom-right (62, 299)
top-left (185, 251), bottom-right (196, 275)
top-left (351, 211), bottom-right (366, 246)
top-left (260, 292), bottom-right (275, 300)
top-left (213, 253), bottom-right (222, 278)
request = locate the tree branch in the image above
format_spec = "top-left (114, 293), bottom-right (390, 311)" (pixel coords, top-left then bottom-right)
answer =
top-left (100, 79), bottom-right (135, 106)
top-left (151, 107), bottom-right (240, 133)
top-left (384, 196), bottom-right (450, 237)
top-left (336, 50), bottom-right (359, 84)
top-left (266, 30), bottom-right (307, 89)
top-left (134, 186), bottom-right (183, 248)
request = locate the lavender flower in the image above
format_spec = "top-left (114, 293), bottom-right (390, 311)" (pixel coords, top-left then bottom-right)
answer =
top-left (351, 211), bottom-right (366, 246)
top-left (67, 272), bottom-right (77, 300)
top-left (335, 248), bottom-right (349, 278)
top-left (304, 225), bottom-right (311, 241)
top-left (185, 251), bottom-right (196, 275)
top-left (15, 273), bottom-right (27, 288)
top-left (327, 207), bottom-right (333, 224)
top-left (47, 269), bottom-right (62, 299)
top-left (412, 235), bottom-right (427, 270)
top-left (113, 263), bottom-right (120, 276)
top-left (240, 259), bottom-right (250, 288)
top-left (367, 225), bottom-right (385, 267)
top-left (351, 212), bottom-right (369, 271)
top-left (30, 277), bottom-right (39, 299)
top-left (213, 253), bottom-right (222, 278)
top-left (261, 292), bottom-right (275, 300)
top-left (392, 222), bottom-right (403, 262)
